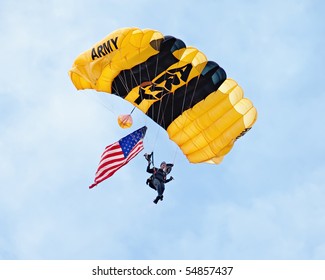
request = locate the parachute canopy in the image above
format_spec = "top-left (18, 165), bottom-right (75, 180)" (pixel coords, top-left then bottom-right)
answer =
top-left (69, 27), bottom-right (257, 164)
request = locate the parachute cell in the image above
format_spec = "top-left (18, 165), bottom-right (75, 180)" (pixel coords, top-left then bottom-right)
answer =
top-left (69, 27), bottom-right (257, 164)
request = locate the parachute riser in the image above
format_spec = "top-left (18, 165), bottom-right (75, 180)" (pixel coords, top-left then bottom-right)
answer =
top-left (150, 151), bottom-right (154, 167)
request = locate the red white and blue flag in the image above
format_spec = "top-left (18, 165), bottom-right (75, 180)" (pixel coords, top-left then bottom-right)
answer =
top-left (89, 126), bottom-right (147, 189)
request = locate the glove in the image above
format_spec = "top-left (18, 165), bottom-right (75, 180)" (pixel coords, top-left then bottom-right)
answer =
top-left (170, 176), bottom-right (174, 180)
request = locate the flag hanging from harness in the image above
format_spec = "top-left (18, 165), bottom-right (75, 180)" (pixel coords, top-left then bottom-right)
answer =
top-left (89, 126), bottom-right (147, 189)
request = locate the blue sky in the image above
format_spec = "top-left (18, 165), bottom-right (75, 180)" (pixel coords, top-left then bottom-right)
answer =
top-left (1, 0), bottom-right (325, 260)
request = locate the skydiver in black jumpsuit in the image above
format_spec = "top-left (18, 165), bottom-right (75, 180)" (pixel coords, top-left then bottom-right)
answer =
top-left (144, 153), bottom-right (174, 204)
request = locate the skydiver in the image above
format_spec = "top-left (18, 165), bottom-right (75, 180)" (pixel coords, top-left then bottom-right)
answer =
top-left (144, 153), bottom-right (174, 204)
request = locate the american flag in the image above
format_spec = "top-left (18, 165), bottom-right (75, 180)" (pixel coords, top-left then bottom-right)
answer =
top-left (89, 126), bottom-right (147, 189)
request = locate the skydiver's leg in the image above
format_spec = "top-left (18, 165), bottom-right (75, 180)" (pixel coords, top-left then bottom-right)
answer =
top-left (157, 183), bottom-right (164, 196)
top-left (153, 179), bottom-right (161, 204)
top-left (157, 182), bottom-right (165, 201)
top-left (153, 179), bottom-right (160, 190)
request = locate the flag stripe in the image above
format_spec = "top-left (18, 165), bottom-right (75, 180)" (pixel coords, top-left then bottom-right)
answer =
top-left (100, 143), bottom-right (121, 158)
top-left (89, 126), bottom-right (147, 189)
top-left (97, 151), bottom-right (124, 172)
top-left (96, 159), bottom-right (124, 179)
top-left (95, 140), bottom-right (144, 183)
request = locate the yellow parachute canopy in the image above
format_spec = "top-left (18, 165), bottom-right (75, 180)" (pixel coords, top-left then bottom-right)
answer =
top-left (69, 27), bottom-right (257, 164)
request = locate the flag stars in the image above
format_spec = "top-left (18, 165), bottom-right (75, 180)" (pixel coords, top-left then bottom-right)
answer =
top-left (119, 127), bottom-right (146, 157)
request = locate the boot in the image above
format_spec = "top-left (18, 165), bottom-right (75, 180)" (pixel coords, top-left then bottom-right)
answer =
top-left (153, 196), bottom-right (160, 204)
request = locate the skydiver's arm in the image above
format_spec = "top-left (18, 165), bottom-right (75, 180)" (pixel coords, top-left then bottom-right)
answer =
top-left (165, 176), bottom-right (174, 183)
top-left (146, 166), bottom-right (155, 174)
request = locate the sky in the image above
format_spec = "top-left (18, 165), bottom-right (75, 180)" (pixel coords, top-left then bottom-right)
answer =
top-left (0, 0), bottom-right (325, 260)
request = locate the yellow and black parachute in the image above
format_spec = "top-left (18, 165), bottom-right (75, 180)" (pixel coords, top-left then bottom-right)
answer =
top-left (69, 27), bottom-right (257, 164)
